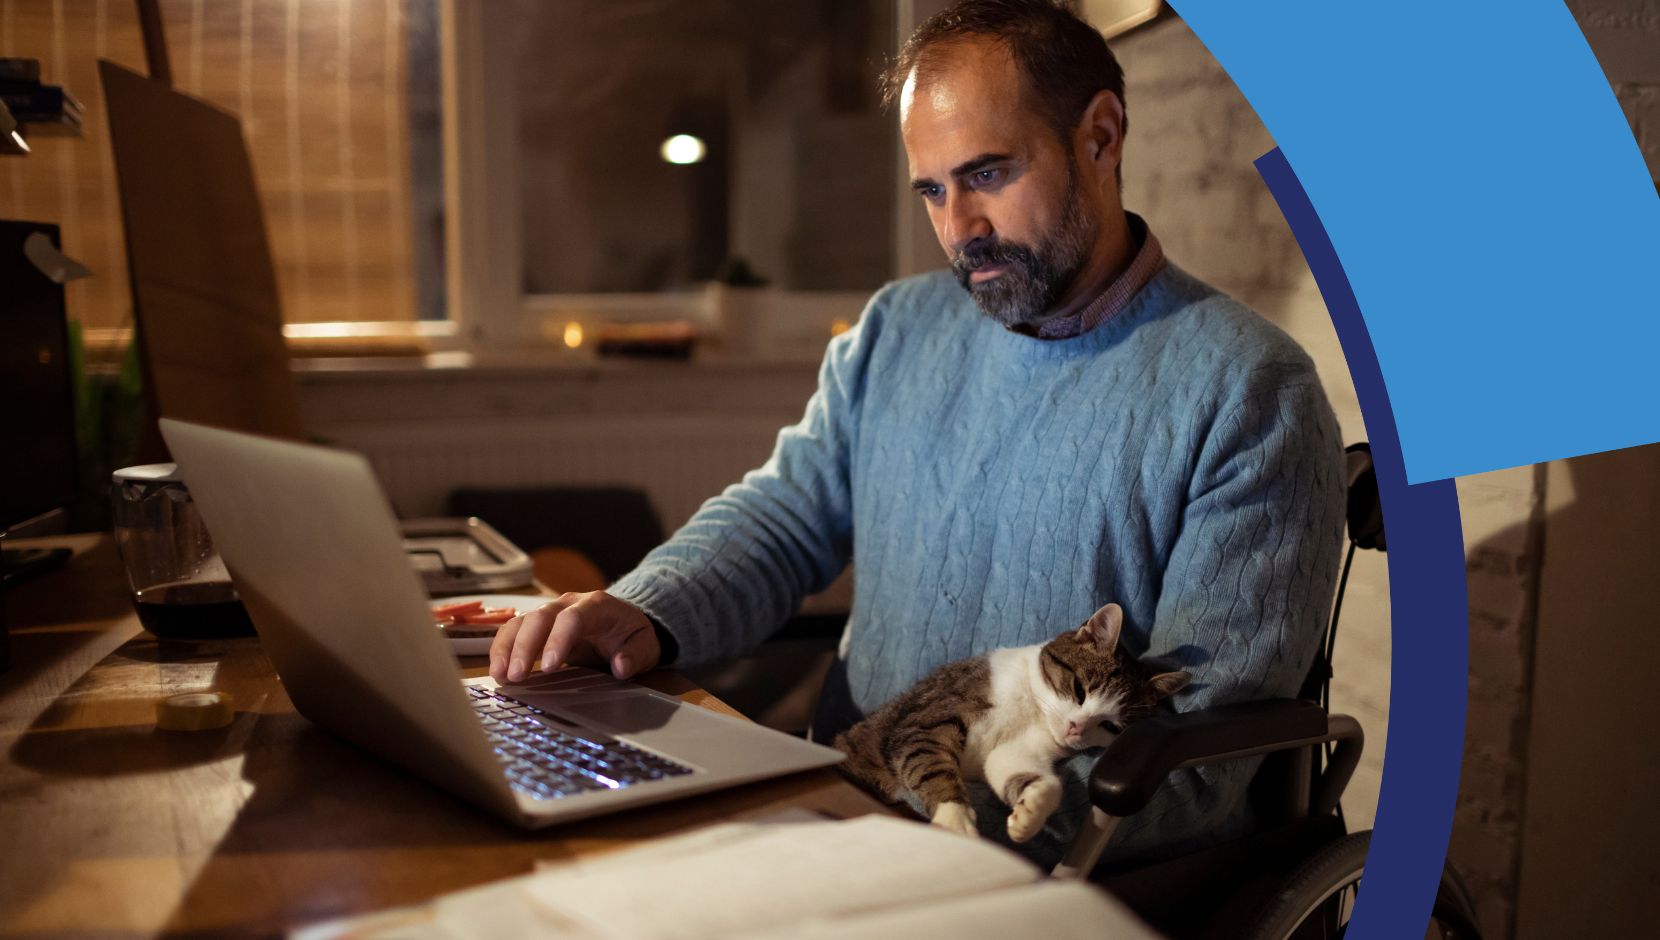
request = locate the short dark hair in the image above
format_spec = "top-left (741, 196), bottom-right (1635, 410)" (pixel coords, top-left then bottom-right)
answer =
top-left (881, 0), bottom-right (1127, 144)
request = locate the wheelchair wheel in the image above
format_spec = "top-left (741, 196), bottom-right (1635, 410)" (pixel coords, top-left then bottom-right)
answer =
top-left (1242, 831), bottom-right (1368, 939)
top-left (1241, 830), bottom-right (1485, 940)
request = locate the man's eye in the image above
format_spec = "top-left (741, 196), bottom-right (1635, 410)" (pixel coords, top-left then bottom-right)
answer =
top-left (918, 185), bottom-right (944, 202)
top-left (972, 168), bottom-right (1003, 187)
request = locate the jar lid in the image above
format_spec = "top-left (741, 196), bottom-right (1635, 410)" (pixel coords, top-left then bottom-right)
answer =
top-left (112, 463), bottom-right (181, 484)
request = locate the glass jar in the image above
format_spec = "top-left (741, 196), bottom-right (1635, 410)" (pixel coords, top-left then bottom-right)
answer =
top-left (111, 464), bottom-right (255, 639)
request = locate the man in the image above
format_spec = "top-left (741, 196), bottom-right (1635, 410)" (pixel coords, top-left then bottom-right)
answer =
top-left (492, 0), bottom-right (1345, 866)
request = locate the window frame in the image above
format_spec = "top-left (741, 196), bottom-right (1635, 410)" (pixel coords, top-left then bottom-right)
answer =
top-left (438, 0), bottom-right (943, 351)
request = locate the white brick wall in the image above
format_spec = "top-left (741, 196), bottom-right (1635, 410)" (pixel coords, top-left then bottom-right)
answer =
top-left (1452, 467), bottom-right (1546, 940)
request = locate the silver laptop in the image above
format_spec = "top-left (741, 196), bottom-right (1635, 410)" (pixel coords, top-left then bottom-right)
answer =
top-left (159, 418), bottom-right (843, 828)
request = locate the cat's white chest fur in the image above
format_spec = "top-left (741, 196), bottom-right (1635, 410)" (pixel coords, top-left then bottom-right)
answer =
top-left (962, 644), bottom-right (1064, 774)
top-left (907, 601), bottom-right (1187, 844)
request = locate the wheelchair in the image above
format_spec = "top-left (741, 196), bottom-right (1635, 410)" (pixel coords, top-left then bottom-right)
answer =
top-left (1054, 443), bottom-right (1483, 939)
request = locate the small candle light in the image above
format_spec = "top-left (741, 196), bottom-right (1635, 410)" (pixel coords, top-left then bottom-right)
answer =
top-left (563, 322), bottom-right (584, 349)
top-left (829, 317), bottom-right (851, 337)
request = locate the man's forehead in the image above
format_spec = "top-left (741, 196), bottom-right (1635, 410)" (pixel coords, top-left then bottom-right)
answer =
top-left (899, 39), bottom-right (1024, 123)
top-left (900, 41), bottom-right (1035, 173)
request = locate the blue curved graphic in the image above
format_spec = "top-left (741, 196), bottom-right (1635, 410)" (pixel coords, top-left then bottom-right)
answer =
top-left (1175, 1), bottom-right (1660, 484)
top-left (1257, 148), bottom-right (1469, 940)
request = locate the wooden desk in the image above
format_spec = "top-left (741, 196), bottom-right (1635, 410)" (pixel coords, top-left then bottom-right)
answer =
top-left (0, 535), bottom-right (888, 936)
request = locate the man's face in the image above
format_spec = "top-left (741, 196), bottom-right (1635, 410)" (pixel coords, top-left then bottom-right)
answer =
top-left (900, 41), bottom-right (1099, 329)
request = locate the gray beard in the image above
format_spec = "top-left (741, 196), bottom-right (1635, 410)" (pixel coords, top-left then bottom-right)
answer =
top-left (954, 178), bottom-right (1098, 330)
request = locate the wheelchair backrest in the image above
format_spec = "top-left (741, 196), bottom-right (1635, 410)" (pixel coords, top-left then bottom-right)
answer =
top-left (1251, 441), bottom-right (1383, 824)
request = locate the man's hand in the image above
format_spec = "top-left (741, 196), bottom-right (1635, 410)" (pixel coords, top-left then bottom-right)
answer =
top-left (488, 591), bottom-right (660, 684)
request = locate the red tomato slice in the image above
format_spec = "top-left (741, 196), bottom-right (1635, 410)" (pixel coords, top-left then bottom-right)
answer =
top-left (454, 611), bottom-right (511, 627)
top-left (431, 600), bottom-right (485, 618)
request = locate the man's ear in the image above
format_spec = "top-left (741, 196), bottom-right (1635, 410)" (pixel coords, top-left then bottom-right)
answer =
top-left (1075, 88), bottom-right (1125, 185)
top-left (1075, 602), bottom-right (1123, 653)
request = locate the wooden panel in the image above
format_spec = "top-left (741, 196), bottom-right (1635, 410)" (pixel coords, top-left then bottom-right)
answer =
top-left (99, 59), bottom-right (304, 443)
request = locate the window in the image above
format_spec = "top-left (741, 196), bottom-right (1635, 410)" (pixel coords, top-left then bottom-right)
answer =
top-left (512, 0), bottom-right (895, 296)
top-left (7, 0), bottom-right (929, 350)
top-left (450, 0), bottom-right (924, 348)
top-left (2, 0), bottom-right (442, 333)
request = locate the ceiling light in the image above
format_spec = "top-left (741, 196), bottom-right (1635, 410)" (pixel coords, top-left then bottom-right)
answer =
top-left (659, 134), bottom-right (706, 165)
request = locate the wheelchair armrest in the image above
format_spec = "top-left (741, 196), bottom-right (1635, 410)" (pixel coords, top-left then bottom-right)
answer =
top-left (1089, 699), bottom-right (1357, 818)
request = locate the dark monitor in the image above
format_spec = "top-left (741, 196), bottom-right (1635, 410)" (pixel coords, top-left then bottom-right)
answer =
top-left (1, 220), bottom-right (79, 544)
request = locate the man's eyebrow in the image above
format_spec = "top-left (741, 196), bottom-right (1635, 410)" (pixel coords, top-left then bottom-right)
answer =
top-left (909, 152), bottom-right (1013, 191)
top-left (949, 152), bottom-right (1011, 178)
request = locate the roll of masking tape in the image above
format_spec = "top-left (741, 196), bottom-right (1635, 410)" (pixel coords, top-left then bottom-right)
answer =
top-left (156, 691), bottom-right (235, 731)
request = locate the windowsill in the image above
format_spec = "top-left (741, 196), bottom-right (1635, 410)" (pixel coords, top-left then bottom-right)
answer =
top-left (81, 322), bottom-right (454, 364)
top-left (78, 286), bottom-right (867, 370)
top-left (292, 345), bottom-right (829, 379)
top-left (80, 325), bottom-right (831, 376)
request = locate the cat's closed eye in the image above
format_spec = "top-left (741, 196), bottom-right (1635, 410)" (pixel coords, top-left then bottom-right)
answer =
top-left (1100, 719), bottom-right (1125, 735)
top-left (1072, 677), bottom-right (1086, 704)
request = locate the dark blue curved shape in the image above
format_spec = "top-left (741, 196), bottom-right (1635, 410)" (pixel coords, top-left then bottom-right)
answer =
top-left (1255, 147), bottom-right (1469, 940)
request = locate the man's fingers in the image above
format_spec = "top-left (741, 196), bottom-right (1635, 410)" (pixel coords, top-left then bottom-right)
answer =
top-left (507, 598), bottom-right (571, 682)
top-left (606, 620), bottom-right (660, 680)
top-left (491, 591), bottom-right (654, 685)
top-left (540, 599), bottom-right (602, 673)
top-left (488, 615), bottom-right (522, 682)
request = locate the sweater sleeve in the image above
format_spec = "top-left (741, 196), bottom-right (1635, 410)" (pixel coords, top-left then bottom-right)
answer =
top-left (605, 291), bottom-right (886, 667)
top-left (1096, 374), bottom-right (1348, 861)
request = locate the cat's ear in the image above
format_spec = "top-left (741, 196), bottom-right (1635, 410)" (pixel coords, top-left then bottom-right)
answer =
top-left (1076, 603), bottom-right (1124, 653)
top-left (1149, 671), bottom-right (1191, 699)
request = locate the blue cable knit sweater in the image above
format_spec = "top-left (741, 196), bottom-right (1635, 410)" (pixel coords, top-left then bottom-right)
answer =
top-left (609, 262), bottom-right (1346, 865)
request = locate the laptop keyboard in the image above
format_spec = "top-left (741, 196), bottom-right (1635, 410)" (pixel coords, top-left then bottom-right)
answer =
top-left (468, 686), bottom-right (695, 800)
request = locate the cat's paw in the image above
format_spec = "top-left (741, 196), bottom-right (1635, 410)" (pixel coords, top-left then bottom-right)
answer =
top-left (1006, 777), bottom-right (1062, 843)
top-left (930, 801), bottom-right (979, 837)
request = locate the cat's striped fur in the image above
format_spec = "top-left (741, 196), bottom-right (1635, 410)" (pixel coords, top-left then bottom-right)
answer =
top-left (834, 603), bottom-right (1189, 841)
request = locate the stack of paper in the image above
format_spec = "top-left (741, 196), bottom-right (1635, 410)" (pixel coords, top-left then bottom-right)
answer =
top-left (297, 815), bottom-right (1160, 939)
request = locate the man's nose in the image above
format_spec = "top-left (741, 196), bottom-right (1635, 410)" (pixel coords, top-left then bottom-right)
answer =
top-left (941, 191), bottom-right (991, 256)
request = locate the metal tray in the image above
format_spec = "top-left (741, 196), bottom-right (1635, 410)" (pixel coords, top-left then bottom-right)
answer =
top-left (400, 516), bottom-right (534, 596)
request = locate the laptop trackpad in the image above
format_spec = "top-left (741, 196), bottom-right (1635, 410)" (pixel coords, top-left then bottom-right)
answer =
top-left (541, 692), bottom-right (680, 736)
top-left (502, 668), bottom-right (690, 736)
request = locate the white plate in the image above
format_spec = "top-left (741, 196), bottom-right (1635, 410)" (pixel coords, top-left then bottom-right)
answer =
top-left (429, 594), bottom-right (551, 656)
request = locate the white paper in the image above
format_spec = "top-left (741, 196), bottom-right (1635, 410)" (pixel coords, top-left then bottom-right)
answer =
top-left (433, 877), bottom-right (576, 938)
top-left (516, 816), bottom-right (1040, 940)
top-left (730, 880), bottom-right (1164, 940)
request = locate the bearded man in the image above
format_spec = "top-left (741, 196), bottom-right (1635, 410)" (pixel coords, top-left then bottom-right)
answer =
top-left (492, 0), bottom-right (1346, 867)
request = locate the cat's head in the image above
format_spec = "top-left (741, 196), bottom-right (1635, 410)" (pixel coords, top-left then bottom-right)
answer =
top-left (1035, 603), bottom-right (1190, 751)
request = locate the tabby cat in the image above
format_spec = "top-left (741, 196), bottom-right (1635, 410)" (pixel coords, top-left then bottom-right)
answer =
top-left (834, 603), bottom-right (1189, 842)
